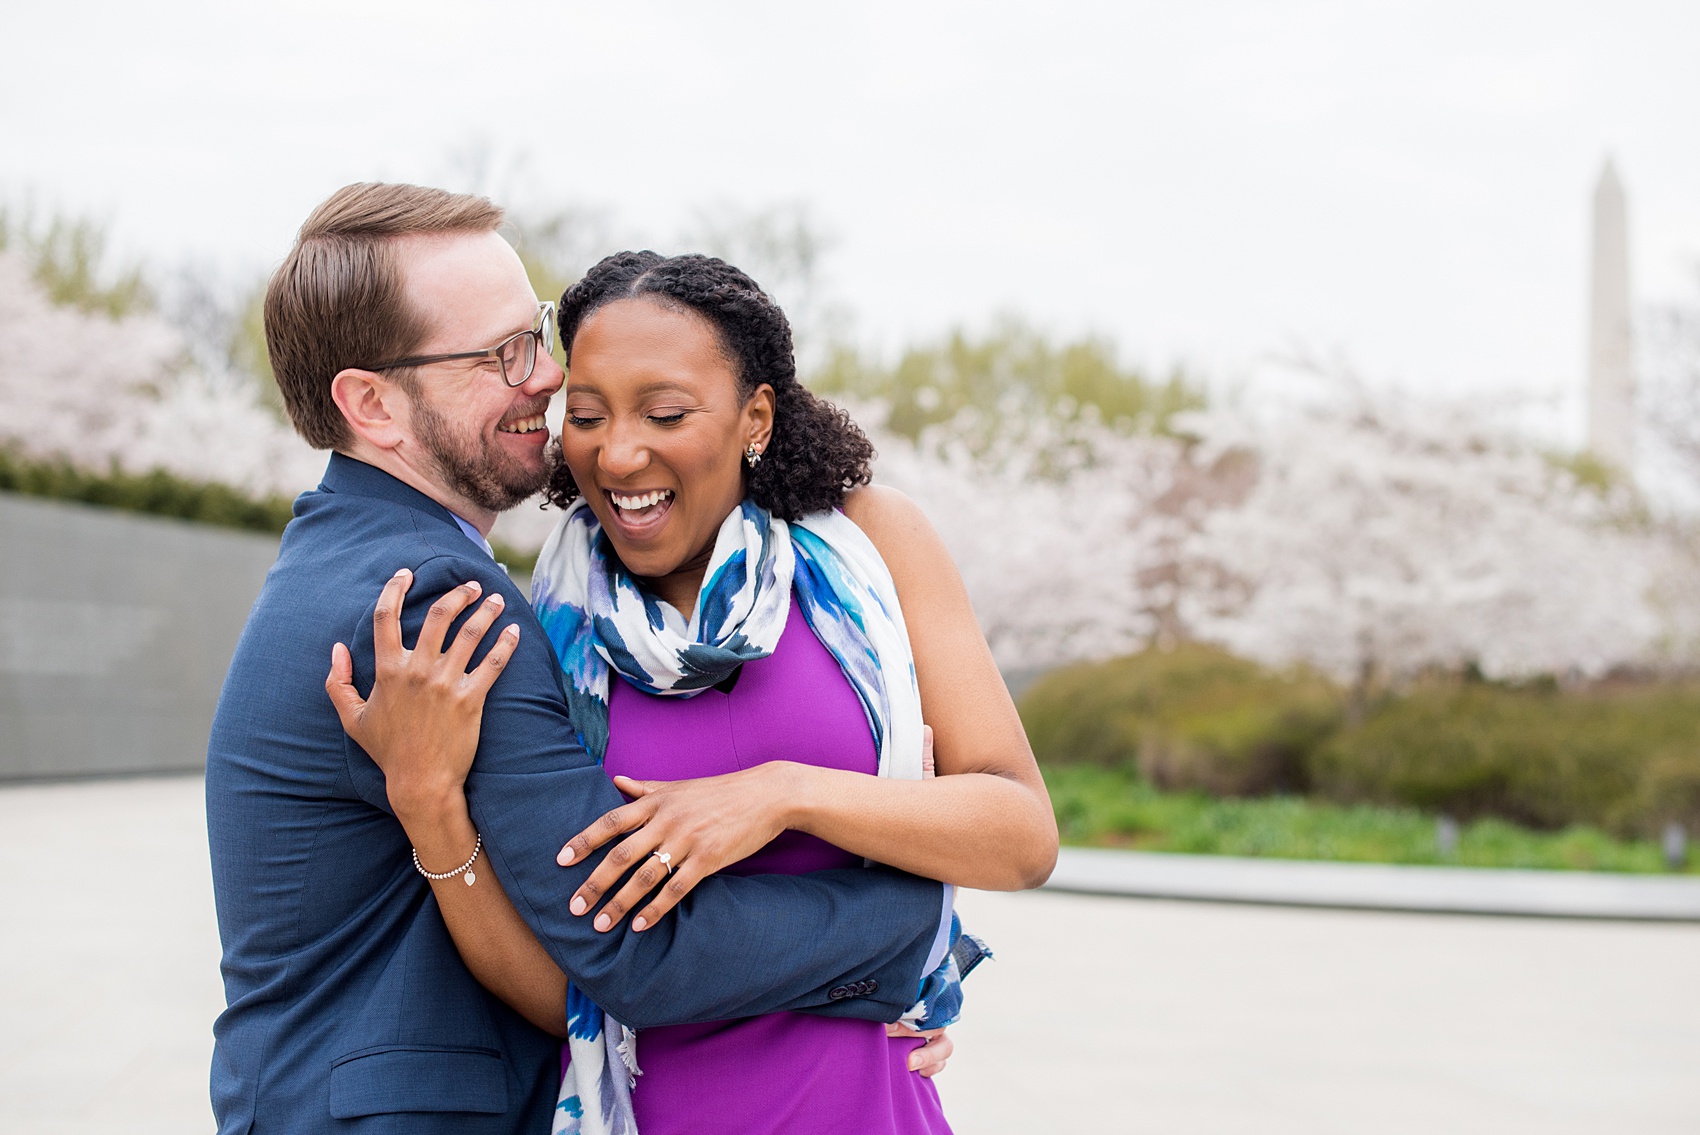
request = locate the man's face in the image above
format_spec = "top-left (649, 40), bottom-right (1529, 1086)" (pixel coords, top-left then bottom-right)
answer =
top-left (392, 230), bottom-right (564, 516)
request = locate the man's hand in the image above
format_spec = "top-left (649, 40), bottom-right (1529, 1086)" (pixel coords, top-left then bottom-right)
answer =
top-left (888, 1021), bottom-right (954, 1077)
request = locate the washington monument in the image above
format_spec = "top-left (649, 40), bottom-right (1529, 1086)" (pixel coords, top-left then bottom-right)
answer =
top-left (1587, 159), bottom-right (1634, 475)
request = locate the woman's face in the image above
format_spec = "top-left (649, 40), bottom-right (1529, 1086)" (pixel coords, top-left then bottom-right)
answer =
top-left (561, 297), bottom-right (773, 605)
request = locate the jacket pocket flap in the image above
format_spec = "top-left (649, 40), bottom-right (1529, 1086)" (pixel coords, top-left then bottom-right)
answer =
top-left (329, 1045), bottom-right (508, 1118)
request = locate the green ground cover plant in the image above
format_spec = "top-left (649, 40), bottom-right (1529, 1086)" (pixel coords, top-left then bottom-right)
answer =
top-left (1045, 765), bottom-right (1696, 874)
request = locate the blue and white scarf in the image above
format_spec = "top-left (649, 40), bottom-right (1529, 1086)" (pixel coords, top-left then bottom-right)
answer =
top-left (531, 496), bottom-right (979, 1135)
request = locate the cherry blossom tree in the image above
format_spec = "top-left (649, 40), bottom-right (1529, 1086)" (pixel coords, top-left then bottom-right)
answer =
top-left (0, 251), bottom-right (321, 499)
top-left (859, 370), bottom-right (1689, 685)
top-left (1172, 379), bottom-right (1671, 685)
top-left (858, 405), bottom-right (1184, 671)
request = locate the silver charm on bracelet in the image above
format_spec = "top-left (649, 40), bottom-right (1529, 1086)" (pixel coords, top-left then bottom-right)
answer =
top-left (413, 832), bottom-right (483, 886)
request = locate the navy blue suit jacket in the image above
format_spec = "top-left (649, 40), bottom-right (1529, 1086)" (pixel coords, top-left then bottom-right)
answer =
top-left (206, 454), bottom-right (945, 1134)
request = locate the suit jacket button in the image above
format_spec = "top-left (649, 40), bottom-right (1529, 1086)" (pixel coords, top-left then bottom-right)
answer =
top-left (862, 979), bottom-right (878, 995)
top-left (829, 985), bottom-right (850, 1001)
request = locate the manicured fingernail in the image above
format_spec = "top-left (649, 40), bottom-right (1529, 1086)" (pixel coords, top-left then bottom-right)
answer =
top-left (570, 896), bottom-right (587, 916)
top-left (558, 845), bottom-right (576, 865)
top-left (594, 913), bottom-right (612, 932)
top-left (488, 594), bottom-right (504, 606)
top-left (467, 580), bottom-right (481, 592)
top-left (393, 568), bottom-right (408, 578)
top-left (632, 917), bottom-right (648, 932)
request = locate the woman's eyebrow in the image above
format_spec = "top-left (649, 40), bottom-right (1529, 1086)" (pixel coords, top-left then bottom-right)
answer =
top-left (633, 379), bottom-right (703, 399)
top-left (563, 378), bottom-right (703, 400)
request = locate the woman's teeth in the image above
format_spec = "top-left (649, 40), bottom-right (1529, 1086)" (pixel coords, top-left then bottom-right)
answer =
top-left (610, 489), bottom-right (674, 514)
top-left (498, 414), bottom-right (548, 434)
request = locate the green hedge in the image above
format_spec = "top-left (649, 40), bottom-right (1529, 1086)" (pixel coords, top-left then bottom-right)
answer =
top-left (0, 447), bottom-right (295, 534)
top-left (1020, 648), bottom-right (1700, 838)
top-left (1315, 681), bottom-right (1700, 836)
top-left (1019, 644), bottom-right (1341, 795)
top-left (0, 446), bottom-right (543, 574)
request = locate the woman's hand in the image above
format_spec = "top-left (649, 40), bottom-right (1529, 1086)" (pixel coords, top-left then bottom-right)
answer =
top-left (559, 728), bottom-right (936, 933)
top-left (887, 1022), bottom-right (954, 1078)
top-left (556, 762), bottom-right (806, 933)
top-left (325, 568), bottom-right (519, 821)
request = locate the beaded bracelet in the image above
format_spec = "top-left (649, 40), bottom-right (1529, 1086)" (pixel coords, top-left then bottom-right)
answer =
top-left (412, 832), bottom-right (482, 886)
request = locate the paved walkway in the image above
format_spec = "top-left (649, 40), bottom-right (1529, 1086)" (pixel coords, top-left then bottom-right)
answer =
top-left (4, 776), bottom-right (1698, 1133)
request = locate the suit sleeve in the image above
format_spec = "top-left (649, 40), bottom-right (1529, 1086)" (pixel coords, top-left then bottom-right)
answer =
top-left (346, 552), bottom-right (946, 1029)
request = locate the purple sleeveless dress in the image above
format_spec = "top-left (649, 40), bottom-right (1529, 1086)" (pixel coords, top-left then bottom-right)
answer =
top-left (591, 592), bottom-right (954, 1135)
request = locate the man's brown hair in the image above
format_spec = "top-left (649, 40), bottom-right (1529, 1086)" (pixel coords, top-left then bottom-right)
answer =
top-left (264, 183), bottom-right (505, 449)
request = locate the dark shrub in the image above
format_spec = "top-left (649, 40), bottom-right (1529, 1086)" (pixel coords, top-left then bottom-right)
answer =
top-left (0, 447), bottom-right (295, 534)
top-left (1634, 748), bottom-right (1700, 833)
top-left (1313, 680), bottom-right (1700, 835)
top-left (1018, 644), bottom-right (1342, 796)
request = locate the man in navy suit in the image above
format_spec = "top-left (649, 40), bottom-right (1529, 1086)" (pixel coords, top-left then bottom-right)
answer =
top-left (205, 183), bottom-right (950, 1133)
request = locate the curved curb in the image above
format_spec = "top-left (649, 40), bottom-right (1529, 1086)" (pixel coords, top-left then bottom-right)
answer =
top-left (1041, 846), bottom-right (1700, 921)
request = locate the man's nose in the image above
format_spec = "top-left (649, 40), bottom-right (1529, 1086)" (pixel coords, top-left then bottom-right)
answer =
top-left (523, 352), bottom-right (565, 397)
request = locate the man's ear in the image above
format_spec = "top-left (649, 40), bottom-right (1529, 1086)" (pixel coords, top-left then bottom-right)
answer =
top-left (331, 368), bottom-right (410, 452)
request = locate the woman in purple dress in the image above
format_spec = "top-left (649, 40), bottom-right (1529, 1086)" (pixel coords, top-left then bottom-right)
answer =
top-left (332, 251), bottom-right (1057, 1135)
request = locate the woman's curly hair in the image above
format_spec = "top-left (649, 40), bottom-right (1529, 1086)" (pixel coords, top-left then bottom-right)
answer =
top-left (544, 251), bottom-right (874, 521)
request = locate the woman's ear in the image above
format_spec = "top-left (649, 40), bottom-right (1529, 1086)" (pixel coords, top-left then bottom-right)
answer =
top-left (744, 383), bottom-right (776, 456)
top-left (331, 368), bottom-right (409, 452)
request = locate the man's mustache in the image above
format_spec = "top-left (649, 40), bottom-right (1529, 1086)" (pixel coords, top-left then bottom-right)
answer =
top-left (497, 398), bottom-right (553, 428)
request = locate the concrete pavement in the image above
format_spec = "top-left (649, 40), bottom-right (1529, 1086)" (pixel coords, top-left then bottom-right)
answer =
top-left (941, 887), bottom-right (1700, 1133)
top-left (4, 775), bottom-right (1697, 1133)
top-left (2, 775), bottom-right (223, 1134)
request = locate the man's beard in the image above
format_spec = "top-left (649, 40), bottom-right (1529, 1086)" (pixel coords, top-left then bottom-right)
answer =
top-left (411, 393), bottom-right (550, 514)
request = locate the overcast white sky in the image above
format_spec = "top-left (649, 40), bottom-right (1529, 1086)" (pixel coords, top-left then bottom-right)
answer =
top-left (4, 0), bottom-right (1698, 430)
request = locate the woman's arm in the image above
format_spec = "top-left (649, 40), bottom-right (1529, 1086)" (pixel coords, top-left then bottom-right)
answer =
top-left (326, 571), bottom-right (569, 1037)
top-left (561, 486), bottom-right (1058, 932)
top-left (378, 778), bottom-right (569, 1038)
top-left (818, 483), bottom-right (1058, 882)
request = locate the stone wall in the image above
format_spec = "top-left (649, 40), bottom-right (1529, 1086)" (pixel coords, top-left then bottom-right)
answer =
top-left (0, 494), bottom-right (278, 779)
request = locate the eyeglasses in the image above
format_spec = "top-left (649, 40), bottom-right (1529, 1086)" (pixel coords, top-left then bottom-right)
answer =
top-left (363, 301), bottom-right (557, 387)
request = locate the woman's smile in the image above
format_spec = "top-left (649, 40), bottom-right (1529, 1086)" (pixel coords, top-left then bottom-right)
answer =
top-left (603, 487), bottom-right (677, 540)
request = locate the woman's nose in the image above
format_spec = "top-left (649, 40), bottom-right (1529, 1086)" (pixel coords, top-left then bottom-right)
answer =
top-left (599, 422), bottom-right (650, 477)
